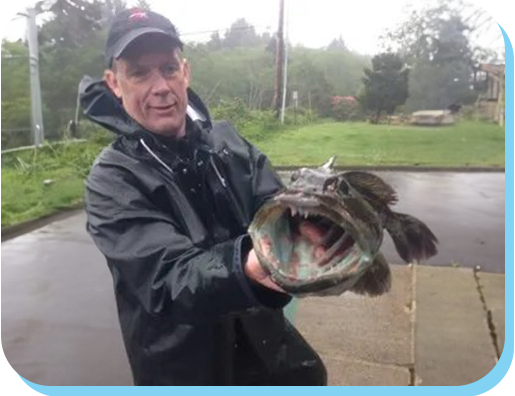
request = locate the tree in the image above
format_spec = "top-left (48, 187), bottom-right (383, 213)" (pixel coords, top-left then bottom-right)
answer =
top-left (327, 36), bottom-right (346, 51)
top-left (1, 40), bottom-right (32, 147)
top-left (380, 0), bottom-right (501, 111)
top-left (32, 0), bottom-right (118, 136)
top-left (1, 40), bottom-right (30, 100)
top-left (288, 53), bottom-right (334, 116)
top-left (36, 0), bottom-right (105, 49)
top-left (1, 9), bottom-right (377, 149)
top-left (206, 31), bottom-right (223, 50)
top-left (314, 48), bottom-right (370, 97)
top-left (100, 0), bottom-right (127, 26)
top-left (135, 0), bottom-right (152, 11)
top-left (406, 60), bottom-right (476, 111)
top-left (223, 18), bottom-right (260, 48)
top-left (361, 53), bottom-right (409, 119)
top-left (407, 15), bottom-right (476, 111)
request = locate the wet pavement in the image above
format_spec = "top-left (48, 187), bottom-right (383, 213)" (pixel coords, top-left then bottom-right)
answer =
top-left (1, 215), bottom-right (133, 385)
top-left (279, 171), bottom-right (506, 273)
top-left (1, 171), bottom-right (506, 385)
top-left (295, 264), bottom-right (503, 386)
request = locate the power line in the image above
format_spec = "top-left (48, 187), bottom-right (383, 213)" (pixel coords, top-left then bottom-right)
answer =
top-left (1, 56), bottom-right (29, 59)
top-left (485, 34), bottom-right (505, 50)
top-left (180, 24), bottom-right (272, 38)
top-left (2, 128), bottom-right (32, 132)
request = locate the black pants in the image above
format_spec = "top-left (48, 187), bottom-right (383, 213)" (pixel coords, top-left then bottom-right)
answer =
top-left (231, 318), bottom-right (327, 386)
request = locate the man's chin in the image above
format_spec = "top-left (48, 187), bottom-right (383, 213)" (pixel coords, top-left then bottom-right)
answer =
top-left (148, 122), bottom-right (186, 138)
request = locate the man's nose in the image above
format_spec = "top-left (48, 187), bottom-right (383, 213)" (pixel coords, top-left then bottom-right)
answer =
top-left (150, 71), bottom-right (171, 95)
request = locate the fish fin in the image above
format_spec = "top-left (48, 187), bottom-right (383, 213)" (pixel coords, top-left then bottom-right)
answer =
top-left (350, 252), bottom-right (391, 296)
top-left (322, 156), bottom-right (337, 170)
top-left (343, 171), bottom-right (398, 206)
top-left (385, 212), bottom-right (439, 263)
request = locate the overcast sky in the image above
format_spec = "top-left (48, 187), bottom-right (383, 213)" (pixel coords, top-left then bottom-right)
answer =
top-left (2, 0), bottom-right (506, 57)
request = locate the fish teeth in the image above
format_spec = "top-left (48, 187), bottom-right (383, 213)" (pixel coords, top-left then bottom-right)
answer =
top-left (290, 206), bottom-right (297, 216)
top-left (288, 205), bottom-right (311, 219)
top-left (298, 206), bottom-right (309, 219)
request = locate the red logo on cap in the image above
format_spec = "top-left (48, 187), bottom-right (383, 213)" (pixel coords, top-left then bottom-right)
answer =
top-left (129, 9), bottom-right (148, 21)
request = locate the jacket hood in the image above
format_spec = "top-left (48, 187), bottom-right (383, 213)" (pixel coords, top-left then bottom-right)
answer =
top-left (79, 75), bottom-right (212, 136)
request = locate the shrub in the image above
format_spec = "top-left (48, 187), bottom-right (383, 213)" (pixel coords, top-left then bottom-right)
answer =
top-left (210, 98), bottom-right (250, 130)
top-left (331, 96), bottom-right (363, 121)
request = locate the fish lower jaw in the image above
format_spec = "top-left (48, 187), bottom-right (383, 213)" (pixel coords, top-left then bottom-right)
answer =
top-left (316, 244), bottom-right (371, 276)
top-left (275, 244), bottom-right (371, 285)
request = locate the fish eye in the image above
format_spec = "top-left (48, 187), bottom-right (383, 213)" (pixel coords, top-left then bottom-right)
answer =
top-left (338, 180), bottom-right (350, 195)
top-left (322, 176), bottom-right (339, 193)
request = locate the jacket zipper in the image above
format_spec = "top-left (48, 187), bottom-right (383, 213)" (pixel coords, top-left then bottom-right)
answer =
top-left (141, 137), bottom-right (249, 231)
top-left (209, 156), bottom-right (227, 188)
top-left (139, 138), bottom-right (175, 175)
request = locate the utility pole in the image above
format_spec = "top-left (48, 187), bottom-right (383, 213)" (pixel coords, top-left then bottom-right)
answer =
top-left (280, 0), bottom-right (289, 124)
top-left (272, 0), bottom-right (285, 119)
top-left (27, 7), bottom-right (45, 146)
top-left (497, 70), bottom-right (504, 127)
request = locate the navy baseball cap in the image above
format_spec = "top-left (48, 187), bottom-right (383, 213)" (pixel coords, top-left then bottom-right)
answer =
top-left (105, 8), bottom-right (184, 67)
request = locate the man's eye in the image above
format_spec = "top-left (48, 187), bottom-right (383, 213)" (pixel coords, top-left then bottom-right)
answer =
top-left (129, 68), bottom-right (149, 78)
top-left (162, 64), bottom-right (179, 75)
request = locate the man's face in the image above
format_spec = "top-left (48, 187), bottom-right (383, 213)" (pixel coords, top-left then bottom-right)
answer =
top-left (104, 41), bottom-right (190, 138)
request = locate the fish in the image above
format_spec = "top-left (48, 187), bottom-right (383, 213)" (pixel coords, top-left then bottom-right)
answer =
top-left (248, 157), bottom-right (438, 297)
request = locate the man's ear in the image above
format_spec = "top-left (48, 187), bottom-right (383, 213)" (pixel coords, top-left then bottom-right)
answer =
top-left (182, 59), bottom-right (190, 87)
top-left (103, 68), bottom-right (122, 99)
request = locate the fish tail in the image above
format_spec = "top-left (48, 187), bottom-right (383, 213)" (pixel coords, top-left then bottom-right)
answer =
top-left (350, 252), bottom-right (391, 296)
top-left (385, 212), bottom-right (438, 263)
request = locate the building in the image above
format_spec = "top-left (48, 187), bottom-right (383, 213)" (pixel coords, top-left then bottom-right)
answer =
top-left (475, 63), bottom-right (505, 126)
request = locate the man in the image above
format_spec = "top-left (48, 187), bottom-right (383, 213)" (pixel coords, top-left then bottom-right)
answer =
top-left (81, 8), bottom-right (326, 385)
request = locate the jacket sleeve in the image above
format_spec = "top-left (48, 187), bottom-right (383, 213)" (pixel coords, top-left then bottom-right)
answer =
top-left (85, 159), bottom-right (289, 325)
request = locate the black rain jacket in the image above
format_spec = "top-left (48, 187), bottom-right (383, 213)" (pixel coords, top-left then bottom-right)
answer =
top-left (80, 79), bottom-right (326, 386)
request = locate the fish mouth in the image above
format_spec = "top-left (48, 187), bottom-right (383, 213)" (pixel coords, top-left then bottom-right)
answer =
top-left (249, 192), bottom-right (373, 293)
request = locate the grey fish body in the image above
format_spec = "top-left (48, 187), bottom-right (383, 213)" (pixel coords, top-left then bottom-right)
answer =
top-left (248, 158), bottom-right (438, 297)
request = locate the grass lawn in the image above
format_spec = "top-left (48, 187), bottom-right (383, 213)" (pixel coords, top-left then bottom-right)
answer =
top-left (243, 120), bottom-right (505, 167)
top-left (1, 168), bottom-right (85, 227)
top-left (1, 140), bottom-right (105, 228)
top-left (1, 120), bottom-right (504, 228)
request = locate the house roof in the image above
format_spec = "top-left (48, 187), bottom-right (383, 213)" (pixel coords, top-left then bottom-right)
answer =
top-left (479, 63), bottom-right (505, 75)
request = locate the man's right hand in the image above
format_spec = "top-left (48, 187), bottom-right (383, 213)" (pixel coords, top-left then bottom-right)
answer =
top-left (244, 249), bottom-right (286, 293)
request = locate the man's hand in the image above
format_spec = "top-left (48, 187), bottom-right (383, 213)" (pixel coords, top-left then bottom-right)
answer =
top-left (244, 249), bottom-right (286, 293)
top-left (298, 221), bottom-right (327, 263)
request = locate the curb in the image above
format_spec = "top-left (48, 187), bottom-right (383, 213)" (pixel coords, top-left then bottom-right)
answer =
top-left (1, 203), bottom-right (84, 243)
